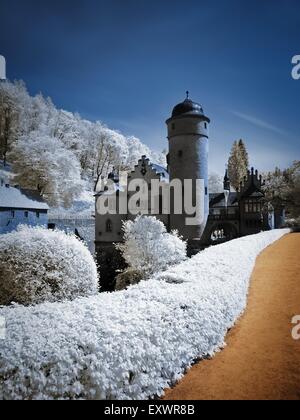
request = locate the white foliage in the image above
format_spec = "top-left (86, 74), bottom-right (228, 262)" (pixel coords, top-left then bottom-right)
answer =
top-left (0, 226), bottom-right (99, 306)
top-left (1, 80), bottom-right (164, 207)
top-left (126, 137), bottom-right (166, 170)
top-left (11, 132), bottom-right (84, 207)
top-left (0, 229), bottom-right (289, 400)
top-left (209, 172), bottom-right (223, 193)
top-left (117, 216), bottom-right (187, 275)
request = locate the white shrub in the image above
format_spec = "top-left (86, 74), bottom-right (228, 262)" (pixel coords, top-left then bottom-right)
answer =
top-left (0, 229), bottom-right (289, 400)
top-left (0, 226), bottom-right (99, 306)
top-left (116, 216), bottom-right (187, 276)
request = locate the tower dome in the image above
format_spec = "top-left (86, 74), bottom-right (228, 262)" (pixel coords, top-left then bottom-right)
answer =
top-left (172, 97), bottom-right (204, 117)
top-left (170, 92), bottom-right (210, 122)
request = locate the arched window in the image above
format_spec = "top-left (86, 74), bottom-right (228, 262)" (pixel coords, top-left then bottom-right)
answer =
top-left (106, 219), bottom-right (113, 233)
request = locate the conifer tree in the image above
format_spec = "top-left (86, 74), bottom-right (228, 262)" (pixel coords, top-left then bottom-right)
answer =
top-left (228, 140), bottom-right (249, 191)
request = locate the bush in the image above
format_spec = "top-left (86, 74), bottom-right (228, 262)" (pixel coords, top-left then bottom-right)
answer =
top-left (0, 229), bottom-right (289, 400)
top-left (0, 226), bottom-right (99, 306)
top-left (116, 216), bottom-right (187, 276)
top-left (115, 269), bottom-right (144, 291)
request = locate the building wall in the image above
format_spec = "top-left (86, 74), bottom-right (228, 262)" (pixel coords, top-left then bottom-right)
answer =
top-left (95, 158), bottom-right (170, 291)
top-left (0, 209), bottom-right (48, 234)
top-left (95, 197), bottom-right (124, 244)
top-left (239, 199), bottom-right (264, 236)
top-left (127, 158), bottom-right (169, 228)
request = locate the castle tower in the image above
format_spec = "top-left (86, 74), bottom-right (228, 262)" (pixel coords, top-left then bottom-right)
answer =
top-left (166, 92), bottom-right (210, 240)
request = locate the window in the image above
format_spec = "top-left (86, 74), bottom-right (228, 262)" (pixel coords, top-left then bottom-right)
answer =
top-left (11, 211), bottom-right (15, 218)
top-left (205, 187), bottom-right (208, 196)
top-left (245, 200), bottom-right (261, 214)
top-left (178, 150), bottom-right (183, 158)
top-left (24, 211), bottom-right (29, 218)
top-left (204, 123), bottom-right (207, 129)
top-left (172, 123), bottom-right (176, 130)
top-left (36, 212), bottom-right (40, 218)
top-left (106, 220), bottom-right (113, 233)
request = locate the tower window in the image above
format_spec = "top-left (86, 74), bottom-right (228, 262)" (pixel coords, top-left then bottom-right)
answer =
top-left (204, 123), bottom-right (207, 129)
top-left (178, 150), bottom-right (183, 158)
top-left (172, 123), bottom-right (176, 130)
top-left (205, 187), bottom-right (208, 195)
top-left (106, 220), bottom-right (113, 233)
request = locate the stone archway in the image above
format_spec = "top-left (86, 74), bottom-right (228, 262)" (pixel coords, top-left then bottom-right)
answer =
top-left (209, 222), bottom-right (239, 245)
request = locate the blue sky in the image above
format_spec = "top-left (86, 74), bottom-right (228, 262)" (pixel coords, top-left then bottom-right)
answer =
top-left (1, 0), bottom-right (299, 174)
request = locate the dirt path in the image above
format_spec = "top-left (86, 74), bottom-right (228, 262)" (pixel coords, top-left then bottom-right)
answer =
top-left (164, 233), bottom-right (300, 401)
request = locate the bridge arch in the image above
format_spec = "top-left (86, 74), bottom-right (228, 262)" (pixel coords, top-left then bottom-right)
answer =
top-left (209, 221), bottom-right (239, 245)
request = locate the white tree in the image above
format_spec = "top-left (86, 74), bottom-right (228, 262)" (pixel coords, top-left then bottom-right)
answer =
top-left (126, 136), bottom-right (166, 170)
top-left (209, 172), bottom-right (223, 193)
top-left (10, 132), bottom-right (83, 207)
top-left (117, 216), bottom-right (187, 276)
top-left (263, 161), bottom-right (300, 219)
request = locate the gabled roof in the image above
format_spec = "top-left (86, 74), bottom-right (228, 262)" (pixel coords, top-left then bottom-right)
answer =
top-left (0, 185), bottom-right (49, 210)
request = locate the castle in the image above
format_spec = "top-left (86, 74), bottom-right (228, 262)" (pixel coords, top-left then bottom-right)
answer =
top-left (95, 95), bottom-right (285, 291)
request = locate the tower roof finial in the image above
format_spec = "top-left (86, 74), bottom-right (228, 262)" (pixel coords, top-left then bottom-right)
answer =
top-left (186, 90), bottom-right (189, 99)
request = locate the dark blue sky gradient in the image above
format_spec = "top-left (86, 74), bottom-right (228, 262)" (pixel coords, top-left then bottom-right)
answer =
top-left (1, 0), bottom-right (299, 173)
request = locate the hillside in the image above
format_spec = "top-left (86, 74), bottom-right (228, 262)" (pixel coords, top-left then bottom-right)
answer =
top-left (0, 80), bottom-right (166, 209)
